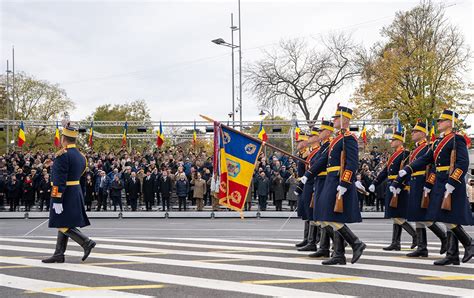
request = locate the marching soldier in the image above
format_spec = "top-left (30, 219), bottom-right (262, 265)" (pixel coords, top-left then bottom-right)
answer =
top-left (294, 134), bottom-right (311, 248)
top-left (397, 110), bottom-right (473, 265)
top-left (368, 130), bottom-right (417, 251)
top-left (301, 120), bottom-right (335, 258)
top-left (392, 121), bottom-right (447, 257)
top-left (42, 125), bottom-right (96, 263)
top-left (300, 106), bottom-right (366, 265)
top-left (296, 127), bottom-right (321, 252)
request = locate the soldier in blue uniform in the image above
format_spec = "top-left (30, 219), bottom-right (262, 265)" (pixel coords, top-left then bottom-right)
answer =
top-left (397, 110), bottom-right (473, 266)
top-left (42, 125), bottom-right (96, 263)
top-left (300, 106), bottom-right (366, 265)
top-left (301, 120), bottom-right (335, 258)
top-left (296, 127), bottom-right (321, 252)
top-left (294, 134), bottom-right (311, 248)
top-left (368, 130), bottom-right (417, 251)
top-left (392, 122), bottom-right (447, 257)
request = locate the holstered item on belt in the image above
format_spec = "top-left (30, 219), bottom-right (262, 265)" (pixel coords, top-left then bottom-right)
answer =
top-left (334, 192), bottom-right (343, 213)
top-left (421, 192), bottom-right (430, 209)
top-left (310, 194), bottom-right (314, 208)
top-left (389, 194), bottom-right (398, 208)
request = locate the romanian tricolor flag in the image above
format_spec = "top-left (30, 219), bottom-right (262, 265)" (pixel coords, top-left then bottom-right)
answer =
top-left (258, 121), bottom-right (268, 142)
top-left (360, 121), bottom-right (367, 144)
top-left (429, 120), bottom-right (436, 143)
top-left (18, 121), bottom-right (26, 148)
top-left (88, 122), bottom-right (94, 147)
top-left (54, 121), bottom-right (60, 148)
top-left (216, 123), bottom-right (263, 212)
top-left (295, 121), bottom-right (301, 141)
top-left (156, 121), bottom-right (164, 148)
top-left (192, 120), bottom-right (197, 145)
top-left (121, 121), bottom-right (128, 147)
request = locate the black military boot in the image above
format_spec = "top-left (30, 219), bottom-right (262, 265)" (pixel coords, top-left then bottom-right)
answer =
top-left (337, 224), bottom-right (366, 264)
top-left (295, 221), bottom-right (309, 248)
top-left (401, 222), bottom-right (417, 249)
top-left (450, 225), bottom-right (473, 263)
top-left (434, 232), bottom-right (460, 266)
top-left (428, 222), bottom-right (447, 254)
top-left (298, 224), bottom-right (318, 251)
top-left (64, 228), bottom-right (96, 261)
top-left (42, 231), bottom-right (68, 263)
top-left (314, 225), bottom-right (321, 245)
top-left (309, 226), bottom-right (330, 258)
top-left (322, 230), bottom-right (346, 265)
top-left (406, 228), bottom-right (428, 257)
top-left (383, 224), bottom-right (402, 251)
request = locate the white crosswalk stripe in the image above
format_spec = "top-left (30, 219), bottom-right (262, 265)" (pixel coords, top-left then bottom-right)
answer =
top-left (0, 236), bottom-right (472, 297)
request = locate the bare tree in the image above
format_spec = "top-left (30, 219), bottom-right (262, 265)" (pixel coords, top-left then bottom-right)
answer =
top-left (245, 33), bottom-right (361, 121)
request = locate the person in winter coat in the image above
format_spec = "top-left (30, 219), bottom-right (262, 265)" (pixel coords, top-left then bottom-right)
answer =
top-left (256, 171), bottom-right (270, 211)
top-left (110, 175), bottom-right (124, 212)
top-left (38, 173), bottom-right (52, 211)
top-left (272, 172), bottom-right (285, 211)
top-left (192, 172), bottom-right (207, 211)
top-left (22, 175), bottom-right (35, 212)
top-left (158, 169), bottom-right (173, 211)
top-left (142, 170), bottom-right (155, 211)
top-left (84, 175), bottom-right (95, 211)
top-left (175, 173), bottom-right (190, 211)
top-left (286, 171), bottom-right (298, 211)
top-left (7, 175), bottom-right (22, 211)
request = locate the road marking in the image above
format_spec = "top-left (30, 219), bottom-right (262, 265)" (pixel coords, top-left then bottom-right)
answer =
top-left (86, 261), bottom-right (144, 266)
top-left (243, 277), bottom-right (362, 284)
top-left (41, 284), bottom-right (166, 293)
top-left (195, 258), bottom-right (250, 263)
top-left (0, 273), bottom-right (151, 297)
top-left (1, 244), bottom-right (473, 297)
top-left (0, 265), bottom-right (32, 269)
top-left (420, 275), bottom-right (474, 281)
top-left (0, 254), bottom-right (343, 297)
top-left (1, 237), bottom-right (471, 270)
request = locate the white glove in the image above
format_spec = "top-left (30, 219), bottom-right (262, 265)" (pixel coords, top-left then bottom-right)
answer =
top-left (444, 183), bottom-right (455, 197)
top-left (300, 176), bottom-right (308, 184)
top-left (389, 186), bottom-right (397, 194)
top-left (423, 187), bottom-right (431, 194)
top-left (368, 184), bottom-right (375, 192)
top-left (336, 185), bottom-right (347, 196)
top-left (52, 203), bottom-right (63, 214)
top-left (399, 169), bottom-right (407, 177)
top-left (293, 191), bottom-right (299, 196)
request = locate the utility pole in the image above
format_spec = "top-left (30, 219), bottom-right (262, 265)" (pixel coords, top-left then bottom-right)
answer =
top-left (6, 60), bottom-right (10, 152)
top-left (238, 0), bottom-right (242, 131)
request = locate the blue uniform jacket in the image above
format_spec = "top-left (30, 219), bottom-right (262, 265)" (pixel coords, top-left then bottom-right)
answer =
top-left (49, 144), bottom-right (90, 228)
top-left (298, 146), bottom-right (320, 220)
top-left (372, 147), bottom-right (410, 219)
top-left (303, 130), bottom-right (362, 223)
top-left (402, 132), bottom-right (472, 225)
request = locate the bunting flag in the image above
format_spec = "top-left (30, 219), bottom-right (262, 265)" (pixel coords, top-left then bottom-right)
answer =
top-left (88, 121), bottom-right (94, 147)
top-left (216, 123), bottom-right (263, 212)
top-left (429, 120), bottom-right (436, 143)
top-left (294, 121), bottom-right (301, 141)
top-left (360, 121), bottom-right (367, 144)
top-left (121, 121), bottom-right (128, 147)
top-left (192, 120), bottom-right (197, 145)
top-left (18, 121), bottom-right (26, 148)
top-left (156, 121), bottom-right (165, 148)
top-left (54, 121), bottom-right (60, 148)
top-left (258, 121), bottom-right (268, 142)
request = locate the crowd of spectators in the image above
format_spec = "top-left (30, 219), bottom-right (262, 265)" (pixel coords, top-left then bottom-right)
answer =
top-left (0, 145), bottom-right (472, 212)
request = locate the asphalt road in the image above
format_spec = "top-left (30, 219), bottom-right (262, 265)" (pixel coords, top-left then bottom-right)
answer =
top-left (0, 218), bottom-right (473, 297)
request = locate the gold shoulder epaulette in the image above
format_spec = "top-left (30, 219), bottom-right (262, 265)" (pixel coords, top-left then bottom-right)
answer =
top-left (55, 148), bottom-right (67, 157)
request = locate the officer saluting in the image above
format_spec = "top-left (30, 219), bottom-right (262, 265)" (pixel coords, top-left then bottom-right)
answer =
top-left (300, 106), bottom-right (366, 265)
top-left (42, 124), bottom-right (96, 263)
top-left (369, 130), bottom-right (417, 251)
top-left (392, 121), bottom-right (447, 257)
top-left (397, 110), bottom-right (473, 265)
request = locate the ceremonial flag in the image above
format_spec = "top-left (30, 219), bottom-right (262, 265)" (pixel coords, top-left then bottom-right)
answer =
top-left (360, 121), bottom-right (367, 144)
top-left (54, 121), bottom-right (60, 148)
top-left (88, 122), bottom-right (94, 147)
top-left (216, 123), bottom-right (263, 212)
top-left (396, 119), bottom-right (403, 133)
top-left (258, 121), bottom-right (268, 142)
top-left (430, 120), bottom-right (436, 143)
top-left (294, 121), bottom-right (301, 141)
top-left (192, 120), bottom-right (197, 145)
top-left (157, 121), bottom-right (164, 148)
top-left (18, 121), bottom-right (26, 148)
top-left (121, 122), bottom-right (128, 147)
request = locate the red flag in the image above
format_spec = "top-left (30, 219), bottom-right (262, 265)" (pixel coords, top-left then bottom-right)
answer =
top-left (54, 122), bottom-right (60, 148)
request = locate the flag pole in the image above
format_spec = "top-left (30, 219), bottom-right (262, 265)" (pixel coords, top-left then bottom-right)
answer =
top-left (200, 115), bottom-right (308, 164)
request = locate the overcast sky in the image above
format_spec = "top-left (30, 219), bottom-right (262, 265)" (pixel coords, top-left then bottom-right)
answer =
top-left (0, 0), bottom-right (472, 132)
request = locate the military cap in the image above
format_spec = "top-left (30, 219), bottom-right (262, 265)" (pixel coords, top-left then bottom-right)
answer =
top-left (333, 105), bottom-right (353, 119)
top-left (438, 109), bottom-right (459, 122)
